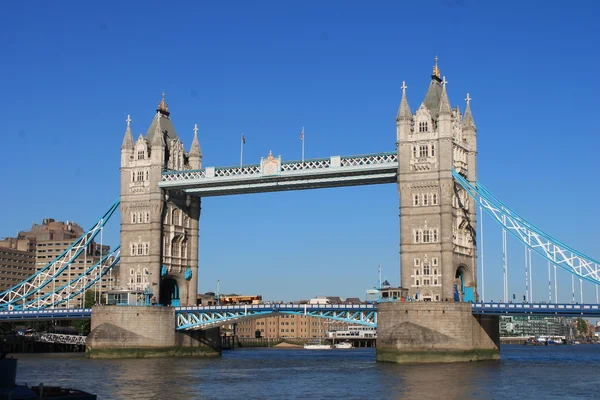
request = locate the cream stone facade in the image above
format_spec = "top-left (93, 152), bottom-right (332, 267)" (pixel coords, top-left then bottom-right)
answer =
top-left (120, 94), bottom-right (201, 306)
top-left (397, 59), bottom-right (478, 302)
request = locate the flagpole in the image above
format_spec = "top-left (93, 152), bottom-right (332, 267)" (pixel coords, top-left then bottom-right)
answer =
top-left (301, 127), bottom-right (305, 164)
top-left (240, 133), bottom-right (244, 167)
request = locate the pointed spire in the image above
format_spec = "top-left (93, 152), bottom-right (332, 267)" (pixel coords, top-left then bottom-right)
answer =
top-left (151, 114), bottom-right (165, 147)
top-left (432, 56), bottom-right (440, 79)
top-left (189, 124), bottom-right (202, 157)
top-left (396, 81), bottom-right (412, 121)
top-left (463, 93), bottom-right (476, 131)
top-left (438, 76), bottom-right (451, 116)
top-left (121, 114), bottom-right (134, 149)
top-left (156, 92), bottom-right (170, 117)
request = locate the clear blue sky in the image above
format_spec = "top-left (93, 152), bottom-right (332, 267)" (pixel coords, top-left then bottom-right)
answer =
top-left (1, 0), bottom-right (599, 302)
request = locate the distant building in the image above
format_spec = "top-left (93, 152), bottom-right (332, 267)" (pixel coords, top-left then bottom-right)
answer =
top-left (500, 316), bottom-right (570, 338)
top-left (0, 246), bottom-right (36, 292)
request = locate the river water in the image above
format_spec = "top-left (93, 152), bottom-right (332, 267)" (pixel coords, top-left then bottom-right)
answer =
top-left (13, 345), bottom-right (600, 399)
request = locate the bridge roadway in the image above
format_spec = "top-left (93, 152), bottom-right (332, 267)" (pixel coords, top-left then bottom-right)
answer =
top-left (158, 152), bottom-right (398, 196)
top-left (1, 303), bottom-right (600, 326)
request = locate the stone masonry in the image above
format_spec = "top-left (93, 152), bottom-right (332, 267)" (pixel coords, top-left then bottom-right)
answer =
top-left (86, 306), bottom-right (220, 358)
top-left (120, 95), bottom-right (202, 306)
top-left (396, 58), bottom-right (478, 302)
top-left (376, 302), bottom-right (500, 363)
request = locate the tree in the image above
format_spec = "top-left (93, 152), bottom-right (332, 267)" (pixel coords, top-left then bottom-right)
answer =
top-left (72, 289), bottom-right (105, 335)
top-left (575, 317), bottom-right (588, 338)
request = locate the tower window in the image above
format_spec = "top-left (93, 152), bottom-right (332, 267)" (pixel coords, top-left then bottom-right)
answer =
top-left (419, 145), bottom-right (428, 158)
top-left (419, 121), bottom-right (429, 133)
top-left (412, 146), bottom-right (417, 158)
top-left (137, 151), bottom-right (145, 160)
top-left (422, 194), bottom-right (428, 206)
top-left (433, 229), bottom-right (439, 242)
top-left (414, 258), bottom-right (420, 267)
top-left (431, 144), bottom-right (435, 157)
top-left (414, 230), bottom-right (421, 243)
top-left (136, 171), bottom-right (144, 181)
top-left (432, 193), bottom-right (438, 205)
top-left (413, 194), bottom-right (419, 206)
top-left (423, 263), bottom-right (431, 275)
top-left (423, 230), bottom-right (430, 243)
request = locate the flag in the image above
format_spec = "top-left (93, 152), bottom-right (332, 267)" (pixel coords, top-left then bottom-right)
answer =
top-left (300, 127), bottom-right (304, 141)
top-left (241, 133), bottom-right (246, 144)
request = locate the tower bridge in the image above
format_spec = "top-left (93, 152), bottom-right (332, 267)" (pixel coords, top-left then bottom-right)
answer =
top-left (1, 59), bottom-right (599, 362)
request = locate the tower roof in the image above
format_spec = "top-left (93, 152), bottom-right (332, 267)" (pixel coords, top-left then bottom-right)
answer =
top-left (421, 57), bottom-right (444, 120)
top-left (145, 93), bottom-right (178, 146)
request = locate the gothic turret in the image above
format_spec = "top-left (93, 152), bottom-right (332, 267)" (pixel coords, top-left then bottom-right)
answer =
top-left (396, 82), bottom-right (412, 142)
top-left (189, 124), bottom-right (202, 169)
top-left (437, 76), bottom-right (452, 138)
top-left (121, 115), bottom-right (134, 150)
top-left (462, 93), bottom-right (476, 132)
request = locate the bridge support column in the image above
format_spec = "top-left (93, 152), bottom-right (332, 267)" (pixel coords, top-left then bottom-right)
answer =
top-left (376, 302), bottom-right (499, 363)
top-left (86, 306), bottom-right (221, 358)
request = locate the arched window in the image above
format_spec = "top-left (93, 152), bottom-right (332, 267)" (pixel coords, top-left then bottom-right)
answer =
top-left (172, 209), bottom-right (181, 226)
top-left (181, 240), bottom-right (187, 258)
top-left (415, 230), bottom-right (421, 243)
top-left (172, 238), bottom-right (180, 257)
top-left (413, 194), bottom-right (419, 206)
top-left (432, 193), bottom-right (438, 205)
top-left (431, 143), bottom-right (435, 157)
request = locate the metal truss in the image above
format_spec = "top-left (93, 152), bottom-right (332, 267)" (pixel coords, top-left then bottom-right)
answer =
top-left (32, 332), bottom-right (87, 346)
top-left (472, 302), bottom-right (600, 317)
top-left (0, 308), bottom-right (92, 322)
top-left (159, 152), bottom-right (398, 196)
top-left (0, 198), bottom-right (120, 310)
top-left (175, 304), bottom-right (377, 331)
top-left (453, 171), bottom-right (600, 285)
top-left (18, 247), bottom-right (120, 310)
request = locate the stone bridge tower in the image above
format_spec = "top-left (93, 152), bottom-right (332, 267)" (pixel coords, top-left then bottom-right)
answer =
top-left (396, 59), bottom-right (478, 302)
top-left (120, 94), bottom-right (201, 306)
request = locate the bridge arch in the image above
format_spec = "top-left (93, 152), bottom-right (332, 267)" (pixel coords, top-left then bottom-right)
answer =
top-left (160, 277), bottom-right (181, 306)
top-left (455, 264), bottom-right (475, 302)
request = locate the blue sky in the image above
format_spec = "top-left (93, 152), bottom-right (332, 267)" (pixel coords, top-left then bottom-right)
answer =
top-left (1, 0), bottom-right (599, 302)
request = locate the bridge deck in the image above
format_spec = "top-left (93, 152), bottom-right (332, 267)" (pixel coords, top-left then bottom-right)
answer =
top-left (158, 152), bottom-right (398, 196)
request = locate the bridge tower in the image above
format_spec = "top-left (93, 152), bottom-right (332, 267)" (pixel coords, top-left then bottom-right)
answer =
top-left (119, 94), bottom-right (201, 306)
top-left (396, 58), bottom-right (478, 302)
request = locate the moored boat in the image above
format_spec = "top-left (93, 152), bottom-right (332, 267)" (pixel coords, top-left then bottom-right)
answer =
top-left (334, 342), bottom-right (352, 349)
top-left (303, 344), bottom-right (332, 350)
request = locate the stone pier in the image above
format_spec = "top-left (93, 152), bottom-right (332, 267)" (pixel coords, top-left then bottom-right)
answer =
top-left (376, 302), bottom-right (499, 363)
top-left (86, 306), bottom-right (221, 358)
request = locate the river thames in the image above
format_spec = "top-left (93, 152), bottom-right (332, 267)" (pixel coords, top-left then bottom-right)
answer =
top-left (14, 345), bottom-right (600, 399)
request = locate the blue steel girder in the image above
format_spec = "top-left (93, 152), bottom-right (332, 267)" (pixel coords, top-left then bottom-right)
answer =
top-left (175, 303), bottom-right (378, 331)
top-left (0, 198), bottom-right (120, 310)
top-left (17, 248), bottom-right (121, 310)
top-left (471, 302), bottom-right (600, 317)
top-left (453, 171), bottom-right (600, 286)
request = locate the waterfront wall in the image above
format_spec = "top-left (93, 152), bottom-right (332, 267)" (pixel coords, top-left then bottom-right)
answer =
top-left (86, 306), bottom-right (221, 358)
top-left (376, 302), bottom-right (500, 363)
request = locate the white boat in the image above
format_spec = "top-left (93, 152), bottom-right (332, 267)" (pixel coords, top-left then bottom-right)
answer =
top-left (304, 344), bottom-right (332, 350)
top-left (334, 342), bottom-right (352, 349)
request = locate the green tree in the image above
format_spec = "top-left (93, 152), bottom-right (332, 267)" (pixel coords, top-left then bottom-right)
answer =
top-left (72, 290), bottom-right (105, 335)
top-left (575, 317), bottom-right (588, 337)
